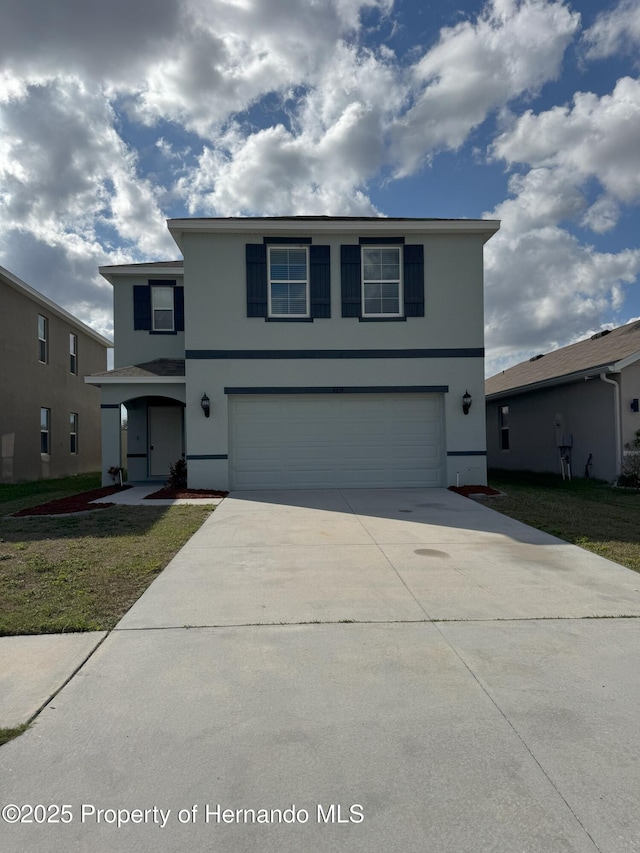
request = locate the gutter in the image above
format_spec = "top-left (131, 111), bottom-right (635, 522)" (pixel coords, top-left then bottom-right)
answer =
top-left (600, 373), bottom-right (622, 477)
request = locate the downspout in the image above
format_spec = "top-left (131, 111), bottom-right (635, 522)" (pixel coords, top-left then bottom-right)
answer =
top-left (599, 372), bottom-right (622, 478)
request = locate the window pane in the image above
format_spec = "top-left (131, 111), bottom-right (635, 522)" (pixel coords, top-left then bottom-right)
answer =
top-left (154, 309), bottom-right (173, 330)
top-left (270, 248), bottom-right (307, 281)
top-left (153, 287), bottom-right (174, 308)
top-left (38, 315), bottom-right (46, 338)
top-left (40, 408), bottom-right (49, 430)
top-left (382, 297), bottom-right (400, 313)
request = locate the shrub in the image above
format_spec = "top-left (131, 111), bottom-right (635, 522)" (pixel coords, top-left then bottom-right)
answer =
top-left (168, 458), bottom-right (187, 490)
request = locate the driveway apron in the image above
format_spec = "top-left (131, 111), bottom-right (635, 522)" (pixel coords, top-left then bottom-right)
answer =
top-left (1, 488), bottom-right (640, 853)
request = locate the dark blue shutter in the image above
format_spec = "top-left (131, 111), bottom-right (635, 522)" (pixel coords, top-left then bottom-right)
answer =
top-left (246, 244), bottom-right (267, 317)
top-left (403, 244), bottom-right (424, 317)
top-left (341, 245), bottom-right (361, 317)
top-left (133, 285), bottom-right (151, 330)
top-left (310, 245), bottom-right (330, 318)
top-left (174, 286), bottom-right (185, 331)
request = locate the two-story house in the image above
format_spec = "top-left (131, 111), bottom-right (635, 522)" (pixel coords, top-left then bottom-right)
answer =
top-left (87, 216), bottom-right (499, 490)
top-left (0, 265), bottom-right (112, 483)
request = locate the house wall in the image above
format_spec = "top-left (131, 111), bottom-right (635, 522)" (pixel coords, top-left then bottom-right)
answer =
top-left (0, 277), bottom-right (108, 482)
top-left (182, 229), bottom-right (488, 490)
top-left (112, 274), bottom-right (185, 368)
top-left (621, 361), bottom-right (640, 449)
top-left (486, 378), bottom-right (618, 480)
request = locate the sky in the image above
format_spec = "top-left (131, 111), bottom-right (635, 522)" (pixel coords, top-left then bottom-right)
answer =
top-left (1, 0), bottom-right (639, 377)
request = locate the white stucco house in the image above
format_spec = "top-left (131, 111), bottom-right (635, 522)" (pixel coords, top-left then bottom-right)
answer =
top-left (485, 320), bottom-right (640, 481)
top-left (87, 216), bottom-right (500, 490)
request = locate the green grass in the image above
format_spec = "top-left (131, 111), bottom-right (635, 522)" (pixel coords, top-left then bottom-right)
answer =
top-left (0, 723), bottom-right (30, 747)
top-left (488, 469), bottom-right (640, 572)
top-left (0, 474), bottom-right (214, 635)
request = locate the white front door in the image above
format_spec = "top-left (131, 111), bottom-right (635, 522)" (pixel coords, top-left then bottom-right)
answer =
top-left (148, 406), bottom-right (183, 477)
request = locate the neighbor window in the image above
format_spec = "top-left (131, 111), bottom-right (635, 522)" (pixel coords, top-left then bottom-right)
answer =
top-left (69, 334), bottom-right (78, 374)
top-left (70, 413), bottom-right (78, 454)
top-left (268, 246), bottom-right (309, 317)
top-left (152, 286), bottom-right (175, 331)
top-left (38, 315), bottom-right (48, 363)
top-left (499, 405), bottom-right (510, 450)
top-left (361, 246), bottom-right (402, 317)
top-left (40, 408), bottom-right (50, 455)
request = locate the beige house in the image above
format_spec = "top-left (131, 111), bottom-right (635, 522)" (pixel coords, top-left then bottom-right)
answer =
top-left (88, 216), bottom-right (499, 490)
top-left (486, 321), bottom-right (640, 481)
top-left (0, 265), bottom-right (112, 483)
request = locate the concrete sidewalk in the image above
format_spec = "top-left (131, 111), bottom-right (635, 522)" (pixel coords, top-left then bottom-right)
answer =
top-left (1, 488), bottom-right (640, 852)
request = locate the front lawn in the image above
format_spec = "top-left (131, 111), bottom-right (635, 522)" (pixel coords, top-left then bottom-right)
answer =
top-left (0, 474), bottom-right (213, 635)
top-left (488, 470), bottom-right (640, 573)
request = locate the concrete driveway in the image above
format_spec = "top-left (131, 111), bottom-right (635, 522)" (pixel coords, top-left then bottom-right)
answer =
top-left (2, 488), bottom-right (640, 852)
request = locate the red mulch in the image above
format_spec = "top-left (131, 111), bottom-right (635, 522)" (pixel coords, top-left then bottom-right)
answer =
top-left (448, 485), bottom-right (502, 497)
top-left (12, 485), bottom-right (132, 517)
top-left (144, 487), bottom-right (228, 500)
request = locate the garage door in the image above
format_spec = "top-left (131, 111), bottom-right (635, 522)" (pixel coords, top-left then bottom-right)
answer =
top-left (228, 393), bottom-right (445, 489)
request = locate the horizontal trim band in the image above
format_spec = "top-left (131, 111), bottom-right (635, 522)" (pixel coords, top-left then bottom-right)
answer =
top-left (265, 318), bottom-right (314, 323)
top-left (225, 386), bottom-right (449, 395)
top-left (358, 317), bottom-right (407, 323)
top-left (186, 454), bottom-right (228, 460)
top-left (447, 451), bottom-right (488, 457)
top-left (359, 236), bottom-right (405, 244)
top-left (101, 404), bottom-right (120, 409)
top-left (126, 453), bottom-right (147, 459)
top-left (187, 348), bottom-right (483, 359)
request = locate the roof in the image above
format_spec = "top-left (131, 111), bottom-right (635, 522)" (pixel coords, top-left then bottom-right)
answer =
top-left (86, 358), bottom-right (185, 384)
top-left (99, 260), bottom-right (183, 281)
top-left (486, 320), bottom-right (640, 399)
top-left (167, 215), bottom-right (500, 251)
top-left (0, 264), bottom-right (113, 348)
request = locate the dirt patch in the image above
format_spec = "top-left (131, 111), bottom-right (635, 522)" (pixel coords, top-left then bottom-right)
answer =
top-left (12, 485), bottom-right (132, 517)
top-left (448, 485), bottom-right (502, 498)
top-left (144, 487), bottom-right (228, 500)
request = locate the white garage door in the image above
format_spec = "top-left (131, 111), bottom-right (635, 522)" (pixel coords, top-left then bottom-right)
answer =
top-left (228, 393), bottom-right (445, 489)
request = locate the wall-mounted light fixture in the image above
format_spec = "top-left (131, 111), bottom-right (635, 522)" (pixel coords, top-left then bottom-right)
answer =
top-left (631, 398), bottom-right (639, 413)
top-left (462, 390), bottom-right (472, 415)
top-left (201, 393), bottom-right (211, 418)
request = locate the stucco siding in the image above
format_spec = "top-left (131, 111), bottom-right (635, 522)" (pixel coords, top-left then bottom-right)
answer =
top-left (1, 278), bottom-right (108, 482)
top-left (487, 379), bottom-right (617, 480)
top-left (621, 362), bottom-right (640, 449)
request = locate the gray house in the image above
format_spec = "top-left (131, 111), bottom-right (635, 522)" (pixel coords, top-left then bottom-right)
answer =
top-left (87, 216), bottom-right (499, 490)
top-left (486, 320), bottom-right (640, 481)
top-left (0, 265), bottom-right (112, 483)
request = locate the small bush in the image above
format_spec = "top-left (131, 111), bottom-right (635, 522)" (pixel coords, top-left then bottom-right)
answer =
top-left (168, 458), bottom-right (187, 490)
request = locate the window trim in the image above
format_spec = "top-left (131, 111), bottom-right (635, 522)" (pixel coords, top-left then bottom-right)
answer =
top-left (38, 315), bottom-right (48, 364)
top-left (70, 412), bottom-right (78, 454)
top-left (69, 333), bottom-right (78, 375)
top-left (151, 285), bottom-right (175, 332)
top-left (40, 407), bottom-right (51, 456)
top-left (361, 245), bottom-right (403, 319)
top-left (267, 244), bottom-right (310, 319)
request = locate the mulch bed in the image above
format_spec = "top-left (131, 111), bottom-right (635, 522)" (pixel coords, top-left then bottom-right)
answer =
top-left (12, 485), bottom-right (132, 517)
top-left (144, 487), bottom-right (228, 500)
top-left (448, 485), bottom-right (502, 498)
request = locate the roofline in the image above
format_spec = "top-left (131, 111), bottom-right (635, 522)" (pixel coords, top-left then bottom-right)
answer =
top-left (99, 263), bottom-right (184, 283)
top-left (85, 375), bottom-right (185, 386)
top-left (485, 364), bottom-right (619, 400)
top-left (167, 216), bottom-right (500, 251)
top-left (0, 265), bottom-right (113, 348)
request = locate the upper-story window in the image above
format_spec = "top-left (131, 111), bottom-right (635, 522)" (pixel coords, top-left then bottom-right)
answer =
top-left (152, 286), bottom-right (175, 331)
top-left (38, 315), bottom-right (48, 363)
top-left (361, 246), bottom-right (402, 317)
top-left (69, 334), bottom-right (78, 374)
top-left (268, 246), bottom-right (310, 317)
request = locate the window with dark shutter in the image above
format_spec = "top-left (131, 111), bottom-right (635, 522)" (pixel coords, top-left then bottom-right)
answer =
top-left (403, 244), bottom-right (425, 317)
top-left (133, 285), bottom-right (152, 330)
top-left (310, 245), bottom-right (330, 318)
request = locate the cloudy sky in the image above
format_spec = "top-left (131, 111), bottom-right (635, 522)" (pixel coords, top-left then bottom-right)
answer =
top-left (1, 0), bottom-right (639, 376)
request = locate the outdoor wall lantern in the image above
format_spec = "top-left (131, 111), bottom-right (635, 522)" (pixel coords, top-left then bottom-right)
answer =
top-left (462, 390), bottom-right (472, 415)
top-left (201, 393), bottom-right (211, 418)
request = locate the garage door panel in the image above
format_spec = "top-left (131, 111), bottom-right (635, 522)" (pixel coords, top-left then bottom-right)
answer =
top-left (229, 393), bottom-right (445, 489)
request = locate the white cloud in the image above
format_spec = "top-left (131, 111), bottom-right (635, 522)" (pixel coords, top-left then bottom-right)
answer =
top-left (391, 0), bottom-right (580, 175)
top-left (583, 0), bottom-right (640, 60)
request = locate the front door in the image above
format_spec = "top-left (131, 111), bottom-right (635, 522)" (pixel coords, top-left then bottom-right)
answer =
top-left (148, 406), bottom-right (183, 477)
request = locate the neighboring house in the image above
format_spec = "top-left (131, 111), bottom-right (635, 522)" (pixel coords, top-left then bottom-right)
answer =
top-left (87, 216), bottom-right (499, 490)
top-left (485, 320), bottom-right (640, 481)
top-left (0, 265), bottom-right (112, 483)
